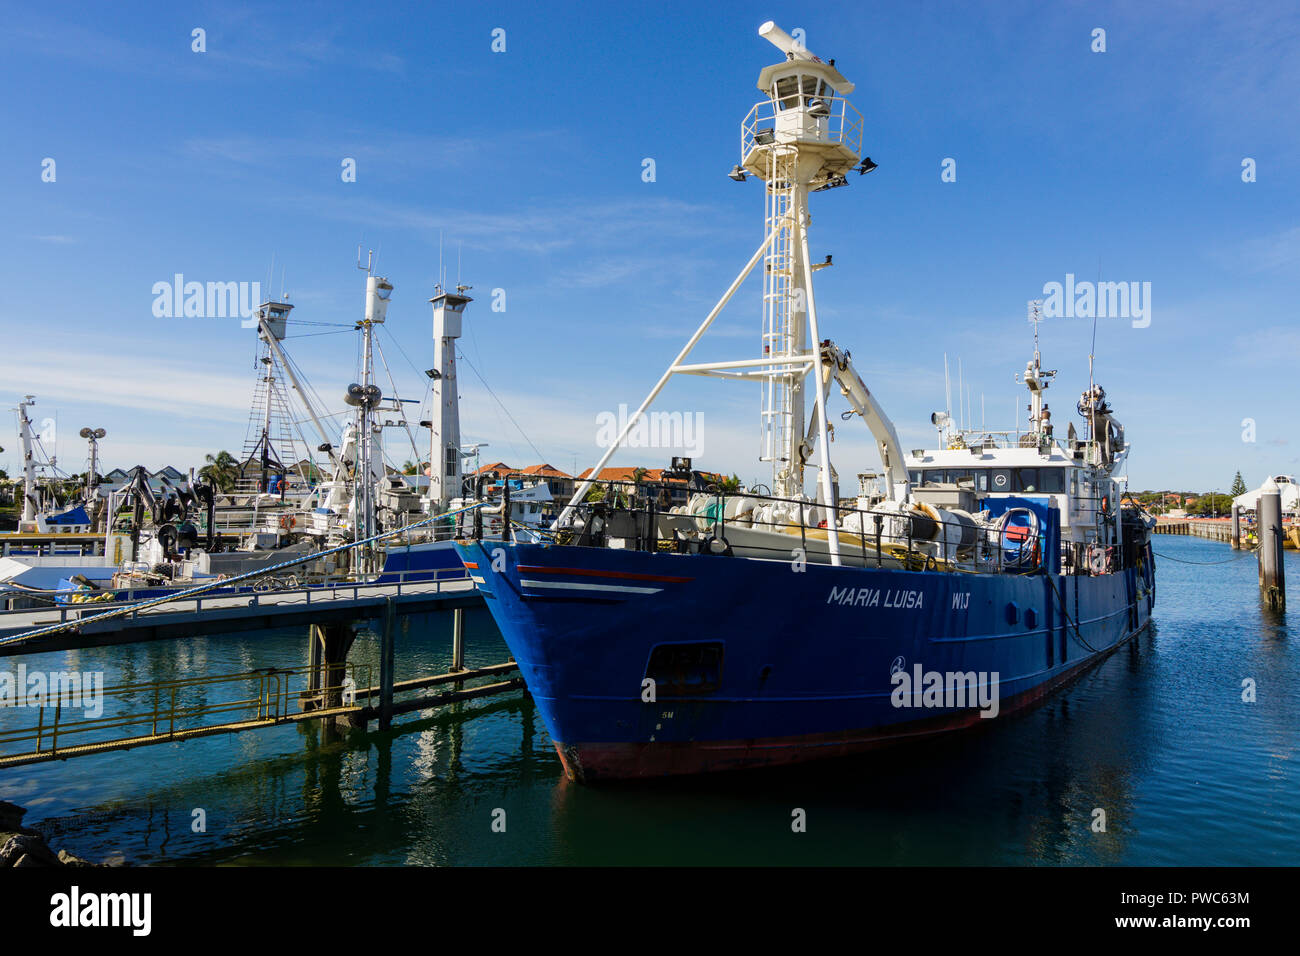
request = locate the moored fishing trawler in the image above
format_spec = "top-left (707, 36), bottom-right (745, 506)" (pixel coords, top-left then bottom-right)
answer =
top-left (456, 22), bottom-right (1157, 781)
top-left (1, 260), bottom-right (542, 608)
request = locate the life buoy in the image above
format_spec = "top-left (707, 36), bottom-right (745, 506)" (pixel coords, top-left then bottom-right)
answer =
top-left (279, 515), bottom-right (293, 530)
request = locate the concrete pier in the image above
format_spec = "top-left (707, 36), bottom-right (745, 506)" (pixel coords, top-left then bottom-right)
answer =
top-left (1154, 517), bottom-right (1234, 542)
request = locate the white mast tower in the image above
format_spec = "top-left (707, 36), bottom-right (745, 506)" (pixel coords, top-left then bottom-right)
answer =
top-left (426, 284), bottom-right (472, 513)
top-left (745, 23), bottom-right (862, 504)
top-left (558, 22), bottom-right (867, 541)
top-left (16, 396), bottom-right (42, 529)
top-left (344, 255), bottom-right (391, 573)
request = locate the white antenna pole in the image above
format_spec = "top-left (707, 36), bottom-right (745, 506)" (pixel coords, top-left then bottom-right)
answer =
top-left (944, 354), bottom-right (952, 424)
top-left (958, 358), bottom-right (964, 433)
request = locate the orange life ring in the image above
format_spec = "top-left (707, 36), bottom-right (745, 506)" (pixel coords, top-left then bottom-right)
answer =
top-left (279, 515), bottom-right (293, 530)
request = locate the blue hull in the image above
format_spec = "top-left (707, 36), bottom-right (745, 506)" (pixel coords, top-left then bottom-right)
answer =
top-left (376, 539), bottom-right (464, 583)
top-left (455, 540), bottom-right (1155, 780)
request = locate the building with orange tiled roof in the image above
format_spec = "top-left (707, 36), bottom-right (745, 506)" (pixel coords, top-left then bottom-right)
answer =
top-left (571, 465), bottom-right (731, 508)
top-left (473, 461), bottom-right (516, 477)
top-left (521, 464), bottom-right (576, 510)
top-left (522, 463), bottom-right (571, 478)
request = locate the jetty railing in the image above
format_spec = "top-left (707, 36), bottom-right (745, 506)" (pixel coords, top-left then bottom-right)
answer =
top-left (0, 654), bottom-right (527, 769)
top-left (0, 565), bottom-right (472, 621)
top-left (0, 661), bottom-right (371, 764)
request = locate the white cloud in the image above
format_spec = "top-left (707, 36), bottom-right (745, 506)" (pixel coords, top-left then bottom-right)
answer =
top-left (0, 348), bottom-right (252, 418)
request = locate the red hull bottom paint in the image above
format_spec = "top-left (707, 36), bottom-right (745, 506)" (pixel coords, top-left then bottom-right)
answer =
top-left (554, 621), bottom-right (1149, 782)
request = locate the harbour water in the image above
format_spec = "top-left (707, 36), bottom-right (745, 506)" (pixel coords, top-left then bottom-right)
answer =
top-left (2, 533), bottom-right (1295, 866)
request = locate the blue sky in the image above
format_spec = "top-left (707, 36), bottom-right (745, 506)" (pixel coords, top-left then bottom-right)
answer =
top-left (1, 0), bottom-right (1297, 492)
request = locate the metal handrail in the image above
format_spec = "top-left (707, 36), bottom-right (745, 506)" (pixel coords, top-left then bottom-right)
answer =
top-left (0, 662), bottom-right (371, 758)
top-left (545, 487), bottom-right (1144, 578)
top-left (740, 96), bottom-right (864, 161)
top-left (0, 564), bottom-right (473, 620)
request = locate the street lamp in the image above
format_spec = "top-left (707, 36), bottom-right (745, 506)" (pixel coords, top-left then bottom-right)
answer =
top-left (78, 427), bottom-right (106, 499)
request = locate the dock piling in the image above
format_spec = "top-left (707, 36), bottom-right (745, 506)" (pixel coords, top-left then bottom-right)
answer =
top-left (1258, 480), bottom-right (1286, 612)
top-left (379, 597), bottom-right (395, 731)
top-left (1231, 505), bottom-right (1242, 550)
top-left (305, 621), bottom-right (357, 736)
top-left (452, 607), bottom-right (465, 673)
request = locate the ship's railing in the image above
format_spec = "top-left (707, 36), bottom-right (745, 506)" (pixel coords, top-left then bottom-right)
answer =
top-left (935, 430), bottom-right (1031, 451)
top-left (489, 484), bottom-right (1147, 578)
top-left (473, 483), bottom-right (1063, 576)
top-left (741, 95), bottom-right (864, 165)
top-left (0, 539), bottom-right (104, 558)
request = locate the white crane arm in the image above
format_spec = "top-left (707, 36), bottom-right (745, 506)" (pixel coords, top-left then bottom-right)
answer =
top-left (821, 341), bottom-right (910, 501)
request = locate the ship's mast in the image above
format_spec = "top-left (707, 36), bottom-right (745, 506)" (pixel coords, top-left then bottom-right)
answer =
top-left (427, 284), bottom-right (472, 513)
top-left (238, 296), bottom-right (307, 494)
top-left (16, 396), bottom-right (39, 525)
top-left (1019, 301), bottom-right (1056, 445)
top-left (347, 253), bottom-right (391, 573)
top-left (556, 23), bottom-right (867, 543)
top-left (748, 23), bottom-right (862, 502)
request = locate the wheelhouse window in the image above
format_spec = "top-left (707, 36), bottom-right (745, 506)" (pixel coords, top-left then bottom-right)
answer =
top-left (947, 469), bottom-right (988, 492)
top-left (1014, 468), bottom-right (1040, 493)
top-left (775, 74), bottom-right (802, 110)
top-left (914, 466), bottom-right (1066, 494)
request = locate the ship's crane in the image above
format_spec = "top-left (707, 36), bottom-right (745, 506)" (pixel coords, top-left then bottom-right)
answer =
top-left (817, 341), bottom-right (911, 503)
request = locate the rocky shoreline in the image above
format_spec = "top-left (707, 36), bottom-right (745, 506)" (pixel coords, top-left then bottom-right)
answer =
top-left (0, 801), bottom-right (121, 868)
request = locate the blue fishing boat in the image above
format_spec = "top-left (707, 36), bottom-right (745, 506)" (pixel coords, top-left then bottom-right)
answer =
top-left (474, 22), bottom-right (1156, 779)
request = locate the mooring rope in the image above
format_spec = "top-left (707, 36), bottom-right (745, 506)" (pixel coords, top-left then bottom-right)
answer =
top-left (1152, 548), bottom-right (1258, 565)
top-left (0, 502), bottom-right (484, 648)
top-left (1044, 573), bottom-right (1104, 654)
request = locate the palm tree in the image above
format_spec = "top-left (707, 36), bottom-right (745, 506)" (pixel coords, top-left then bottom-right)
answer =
top-left (199, 451), bottom-right (239, 492)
